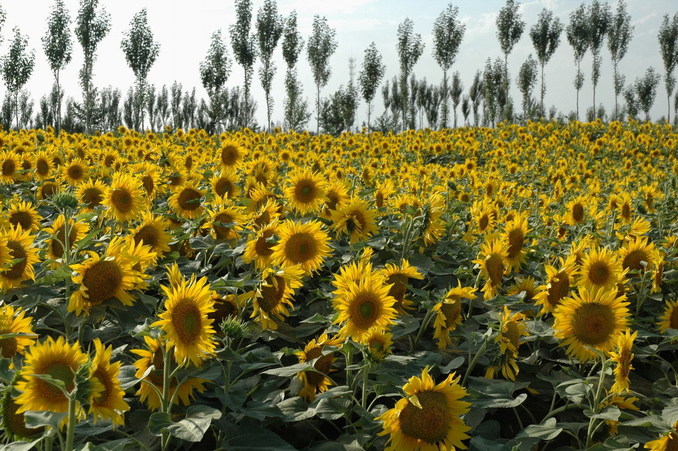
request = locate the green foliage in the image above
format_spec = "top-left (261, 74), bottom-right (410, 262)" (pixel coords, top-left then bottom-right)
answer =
top-left (307, 15), bottom-right (338, 133)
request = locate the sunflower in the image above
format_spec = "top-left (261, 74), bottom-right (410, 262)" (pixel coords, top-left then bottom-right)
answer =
top-left (107, 235), bottom-right (157, 290)
top-left (102, 173), bottom-right (147, 223)
top-left (609, 329), bottom-right (637, 394)
top-left (5, 200), bottom-right (40, 232)
top-left (365, 330), bottom-right (394, 361)
top-left (0, 226), bottom-right (39, 292)
top-left (323, 179), bottom-right (350, 215)
top-left (534, 255), bottom-right (577, 315)
top-left (485, 306), bottom-right (529, 381)
top-left (249, 198), bottom-right (281, 229)
top-left (432, 283), bottom-right (477, 350)
top-left (168, 182), bottom-right (205, 220)
top-left (248, 157), bottom-right (276, 186)
top-left (332, 271), bottom-right (398, 344)
top-left (131, 212), bottom-right (172, 259)
top-left (14, 336), bottom-right (88, 414)
top-left (374, 180), bottom-right (395, 209)
top-left (0, 150), bottom-right (20, 184)
top-left (578, 247), bottom-right (626, 294)
top-left (243, 222), bottom-right (279, 270)
top-left (379, 259), bottom-right (424, 314)
top-left (564, 195), bottom-right (594, 226)
top-left (211, 170), bottom-right (240, 200)
top-left (251, 265), bottom-right (304, 330)
top-left (202, 202), bottom-right (247, 241)
top-left (153, 275), bottom-right (217, 367)
top-left (62, 158), bottom-right (89, 185)
top-left (76, 179), bottom-right (107, 212)
top-left (502, 212), bottom-right (530, 270)
top-left (330, 197), bottom-right (378, 244)
top-left (658, 300), bottom-right (678, 333)
top-left (219, 139), bottom-right (247, 169)
top-left (131, 336), bottom-right (208, 411)
top-left (69, 249), bottom-right (141, 316)
top-left (271, 219), bottom-right (332, 274)
top-left (0, 304), bottom-right (36, 359)
top-left (470, 199), bottom-right (496, 235)
top-left (295, 333), bottom-right (342, 401)
top-left (332, 257), bottom-right (374, 293)
top-left (33, 150), bottom-right (53, 180)
top-left (0, 387), bottom-right (44, 441)
top-left (89, 339), bottom-right (129, 426)
top-left (284, 168), bottom-right (327, 215)
top-left (135, 162), bottom-right (162, 199)
top-left (473, 238), bottom-right (508, 300)
top-left (421, 193), bottom-right (446, 246)
top-left (44, 214), bottom-right (89, 261)
top-left (553, 287), bottom-right (630, 362)
top-left (619, 236), bottom-right (660, 273)
top-left (38, 181), bottom-right (61, 200)
top-left (507, 276), bottom-right (539, 302)
top-left (377, 366), bottom-right (471, 451)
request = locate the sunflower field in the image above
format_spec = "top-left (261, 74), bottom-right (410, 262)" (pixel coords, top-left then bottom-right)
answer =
top-left (0, 120), bottom-right (676, 450)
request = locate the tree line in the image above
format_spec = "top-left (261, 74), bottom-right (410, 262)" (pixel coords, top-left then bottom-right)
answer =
top-left (0, 0), bottom-right (677, 134)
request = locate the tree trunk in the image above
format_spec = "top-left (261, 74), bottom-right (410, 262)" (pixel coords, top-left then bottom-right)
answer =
top-left (316, 83), bottom-right (320, 134)
top-left (540, 62), bottom-right (545, 118)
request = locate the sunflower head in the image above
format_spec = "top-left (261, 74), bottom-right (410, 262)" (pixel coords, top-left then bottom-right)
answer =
top-left (579, 247), bottom-right (626, 293)
top-left (284, 168), bottom-right (327, 215)
top-left (102, 173), bottom-right (147, 223)
top-left (272, 220), bottom-right (332, 275)
top-left (0, 304), bottom-right (35, 359)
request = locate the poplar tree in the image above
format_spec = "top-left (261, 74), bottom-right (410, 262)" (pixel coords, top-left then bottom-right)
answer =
top-left (42, 0), bottom-right (72, 134)
top-left (1, 27), bottom-right (35, 129)
top-left (607, 0), bottom-right (633, 120)
top-left (529, 8), bottom-right (562, 117)
top-left (75, 0), bottom-right (110, 133)
top-left (230, 0), bottom-right (257, 127)
top-left (121, 8), bottom-right (160, 131)
top-left (397, 18), bottom-right (424, 130)
top-left (307, 15), bottom-right (337, 133)
top-left (587, 0), bottom-right (611, 115)
top-left (256, 0), bottom-right (283, 132)
top-left (200, 30), bottom-right (231, 131)
top-left (517, 54), bottom-right (538, 119)
top-left (566, 4), bottom-right (589, 120)
top-left (658, 13), bottom-right (678, 123)
top-left (635, 67), bottom-right (661, 121)
top-left (358, 42), bottom-right (385, 132)
top-left (496, 0), bottom-right (525, 118)
top-left (282, 11), bottom-right (309, 131)
top-left (450, 71), bottom-right (463, 128)
top-left (432, 4), bottom-right (465, 129)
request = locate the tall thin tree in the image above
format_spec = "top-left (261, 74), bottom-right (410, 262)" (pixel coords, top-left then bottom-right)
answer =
top-left (587, 0), bottom-right (611, 115)
top-left (256, 0), bottom-right (283, 132)
top-left (450, 71), bottom-right (463, 128)
top-left (121, 8), bottom-right (160, 131)
top-left (230, 0), bottom-right (257, 127)
top-left (42, 0), bottom-right (72, 134)
top-left (282, 11), bottom-right (309, 131)
top-left (496, 0), bottom-right (525, 119)
top-left (397, 18), bottom-right (424, 130)
top-left (566, 4), bottom-right (589, 120)
top-left (74, 0), bottom-right (110, 133)
top-left (658, 13), bottom-right (678, 123)
top-left (1, 28), bottom-right (35, 129)
top-left (307, 15), bottom-right (337, 134)
top-left (432, 4), bottom-right (465, 129)
top-left (200, 30), bottom-right (231, 131)
top-left (607, 0), bottom-right (633, 120)
top-left (517, 54), bottom-right (538, 119)
top-left (635, 67), bottom-right (661, 121)
top-left (529, 8), bottom-right (562, 117)
top-left (358, 42), bottom-right (385, 132)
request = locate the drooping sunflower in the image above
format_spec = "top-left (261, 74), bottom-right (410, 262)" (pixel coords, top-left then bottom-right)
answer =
top-left (131, 336), bottom-right (208, 411)
top-left (609, 329), bottom-right (637, 394)
top-left (470, 199), bottom-right (497, 235)
top-left (69, 249), bottom-right (141, 316)
top-left (131, 212), bottom-right (172, 259)
top-left (14, 337), bottom-right (88, 414)
top-left (507, 276), bottom-right (539, 302)
top-left (43, 214), bottom-right (89, 261)
top-left (284, 168), bottom-right (327, 215)
top-left (578, 247), bottom-right (626, 294)
top-left (553, 287), bottom-right (630, 362)
top-left (62, 158), bottom-right (89, 185)
top-left (377, 366), bottom-right (471, 451)
top-left (102, 173), bottom-right (147, 223)
top-left (365, 329), bottom-right (394, 361)
top-left (251, 265), bottom-right (304, 330)
top-left (379, 259), bottom-right (424, 314)
top-left (243, 222), bottom-right (279, 270)
top-left (421, 193), bottom-right (446, 246)
top-left (76, 179), bottom-right (107, 212)
top-left (134, 162), bottom-right (163, 200)
top-left (658, 300), bottom-right (678, 333)
top-left (432, 283), bottom-right (477, 350)
top-left (153, 275), bottom-right (217, 367)
top-left (564, 195), bottom-right (600, 226)
top-left (38, 180), bottom-right (61, 200)
top-left (5, 199), bottom-right (40, 232)
top-left (534, 254), bottom-right (577, 315)
top-left (202, 202), bottom-right (247, 241)
top-left (374, 180), bottom-right (395, 209)
top-left (218, 139), bottom-right (247, 169)
top-left (0, 386), bottom-right (44, 441)
top-left (168, 182), bottom-right (205, 220)
top-left (330, 197), bottom-right (378, 244)
top-left (0, 304), bottom-right (36, 359)
top-left (0, 226), bottom-right (39, 292)
top-left (502, 212), bottom-right (530, 270)
top-left (296, 333), bottom-right (343, 402)
top-left (332, 272), bottom-right (398, 344)
top-left (271, 219), bottom-right (332, 274)
top-left (485, 306), bottom-right (529, 381)
top-left (473, 238), bottom-right (508, 300)
top-left (89, 339), bottom-right (130, 426)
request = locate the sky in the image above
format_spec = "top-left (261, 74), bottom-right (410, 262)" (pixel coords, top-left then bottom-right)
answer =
top-left (3, 0), bottom-right (677, 129)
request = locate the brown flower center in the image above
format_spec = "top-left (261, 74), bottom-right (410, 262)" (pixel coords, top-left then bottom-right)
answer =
top-left (588, 261), bottom-right (611, 286)
top-left (111, 189), bottom-right (133, 213)
top-left (399, 390), bottom-right (450, 444)
top-left (171, 299), bottom-right (202, 344)
top-left (284, 233), bottom-right (318, 264)
top-left (177, 188), bottom-right (202, 211)
top-left (82, 260), bottom-right (123, 305)
top-left (3, 241), bottom-right (28, 280)
top-left (572, 303), bottom-right (615, 346)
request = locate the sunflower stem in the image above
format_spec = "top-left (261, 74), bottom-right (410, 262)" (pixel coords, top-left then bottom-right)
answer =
top-left (411, 308), bottom-right (435, 352)
top-left (361, 361), bottom-right (370, 409)
top-left (462, 332), bottom-right (491, 386)
top-left (585, 357), bottom-right (608, 448)
top-left (64, 392), bottom-right (77, 451)
top-left (161, 345), bottom-right (173, 451)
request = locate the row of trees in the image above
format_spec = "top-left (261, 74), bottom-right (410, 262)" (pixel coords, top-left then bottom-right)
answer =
top-left (0, 0), bottom-right (676, 134)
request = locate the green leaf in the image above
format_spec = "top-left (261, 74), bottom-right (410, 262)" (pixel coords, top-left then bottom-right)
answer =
top-left (75, 439), bottom-right (133, 451)
top-left (262, 362), bottom-right (310, 377)
top-left (24, 410), bottom-right (68, 429)
top-left (515, 418), bottom-right (562, 441)
top-left (314, 397), bottom-right (351, 420)
top-left (167, 405), bottom-right (221, 442)
top-left (148, 412), bottom-right (173, 435)
top-left (584, 406), bottom-right (621, 421)
top-left (441, 356), bottom-right (465, 373)
top-left (278, 397), bottom-right (316, 422)
top-left (3, 438), bottom-right (45, 451)
top-left (663, 401), bottom-right (678, 426)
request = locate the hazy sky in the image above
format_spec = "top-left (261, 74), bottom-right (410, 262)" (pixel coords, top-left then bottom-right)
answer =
top-left (4, 0), bottom-right (677, 128)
